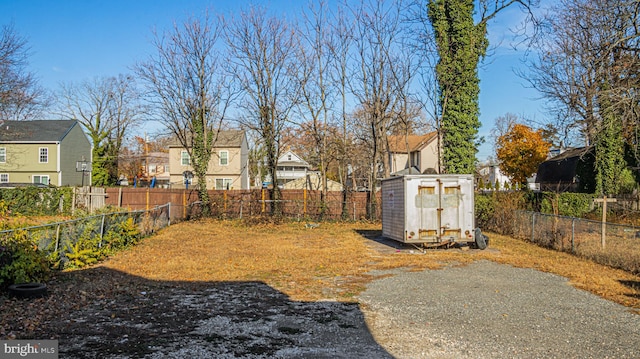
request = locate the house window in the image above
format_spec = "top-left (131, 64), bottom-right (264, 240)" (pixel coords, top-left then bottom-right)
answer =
top-left (164, 165), bottom-right (170, 173)
top-left (0, 148), bottom-right (5, 163)
top-left (411, 152), bottom-right (419, 167)
top-left (0, 174), bottom-right (8, 183)
top-left (149, 164), bottom-right (157, 174)
top-left (181, 150), bottom-right (190, 166)
top-left (39, 147), bottom-right (48, 163)
top-left (215, 178), bottom-right (232, 190)
top-left (219, 151), bottom-right (229, 166)
top-left (287, 154), bottom-right (292, 161)
top-left (33, 175), bottom-right (49, 185)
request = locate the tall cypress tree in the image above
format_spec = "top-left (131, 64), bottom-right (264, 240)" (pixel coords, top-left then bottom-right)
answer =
top-left (428, 0), bottom-right (488, 174)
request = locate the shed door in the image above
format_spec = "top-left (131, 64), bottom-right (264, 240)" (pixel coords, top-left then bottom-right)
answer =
top-left (416, 179), bottom-right (462, 241)
top-left (416, 185), bottom-right (438, 241)
top-left (439, 180), bottom-right (462, 240)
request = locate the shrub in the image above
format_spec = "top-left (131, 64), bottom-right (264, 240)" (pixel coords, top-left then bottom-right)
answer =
top-left (540, 192), bottom-right (594, 217)
top-left (475, 193), bottom-right (494, 229)
top-left (0, 231), bottom-right (51, 290)
top-left (475, 191), bottom-right (527, 234)
top-left (102, 217), bottom-right (141, 253)
top-left (0, 187), bottom-right (74, 216)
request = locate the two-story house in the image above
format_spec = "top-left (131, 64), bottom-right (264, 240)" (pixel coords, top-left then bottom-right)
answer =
top-left (387, 132), bottom-right (440, 175)
top-left (0, 120), bottom-right (92, 186)
top-left (275, 150), bottom-right (311, 187)
top-left (168, 130), bottom-right (249, 190)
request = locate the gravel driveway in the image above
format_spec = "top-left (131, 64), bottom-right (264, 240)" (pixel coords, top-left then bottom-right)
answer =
top-left (358, 260), bottom-right (640, 358)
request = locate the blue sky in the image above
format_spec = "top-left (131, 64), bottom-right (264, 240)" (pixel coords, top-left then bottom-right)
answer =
top-left (0, 0), bottom-right (547, 162)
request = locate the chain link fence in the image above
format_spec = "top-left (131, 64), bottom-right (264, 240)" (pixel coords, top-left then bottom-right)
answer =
top-left (0, 203), bottom-right (171, 266)
top-left (510, 211), bottom-right (640, 274)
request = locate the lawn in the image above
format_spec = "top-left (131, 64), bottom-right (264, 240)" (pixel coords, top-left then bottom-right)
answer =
top-left (103, 219), bottom-right (640, 308)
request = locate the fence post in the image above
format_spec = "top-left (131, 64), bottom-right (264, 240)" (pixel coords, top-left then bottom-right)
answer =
top-left (531, 212), bottom-right (536, 243)
top-left (303, 189), bottom-right (307, 215)
top-left (353, 201), bottom-right (356, 221)
top-left (168, 202), bottom-right (171, 226)
top-left (55, 223), bottom-right (61, 252)
top-left (224, 190), bottom-right (228, 213)
top-left (571, 217), bottom-right (575, 253)
top-left (100, 214), bottom-right (106, 247)
top-left (183, 191), bottom-right (187, 219)
top-left (594, 196), bottom-right (616, 250)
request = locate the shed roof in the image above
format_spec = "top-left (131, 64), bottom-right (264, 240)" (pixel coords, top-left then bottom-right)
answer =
top-left (0, 120), bottom-right (79, 142)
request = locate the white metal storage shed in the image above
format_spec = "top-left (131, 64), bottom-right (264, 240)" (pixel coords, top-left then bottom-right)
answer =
top-left (381, 174), bottom-right (483, 248)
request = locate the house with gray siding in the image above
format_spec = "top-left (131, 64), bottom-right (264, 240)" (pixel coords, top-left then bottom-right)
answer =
top-left (0, 120), bottom-right (92, 186)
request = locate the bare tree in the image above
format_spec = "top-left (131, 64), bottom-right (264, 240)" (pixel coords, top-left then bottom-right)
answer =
top-left (57, 74), bottom-right (143, 186)
top-left (525, 0), bottom-right (640, 193)
top-left (406, 0), bottom-right (443, 172)
top-left (349, 0), bottom-right (410, 218)
top-left (0, 24), bottom-right (48, 121)
top-left (225, 6), bottom-right (299, 217)
top-left (328, 2), bottom-right (356, 218)
top-left (293, 0), bottom-right (336, 216)
top-left (490, 113), bottom-right (520, 152)
top-left (136, 13), bottom-right (234, 215)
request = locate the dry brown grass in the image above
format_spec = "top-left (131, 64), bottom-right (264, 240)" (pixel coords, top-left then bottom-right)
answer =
top-left (101, 219), bottom-right (640, 310)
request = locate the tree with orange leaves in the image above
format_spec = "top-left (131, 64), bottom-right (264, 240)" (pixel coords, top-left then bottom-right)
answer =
top-left (496, 124), bottom-right (551, 186)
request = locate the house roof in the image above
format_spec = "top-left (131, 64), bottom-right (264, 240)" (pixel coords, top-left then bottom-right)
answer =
top-left (536, 147), bottom-right (591, 183)
top-left (546, 147), bottom-right (588, 162)
top-left (387, 132), bottom-right (438, 153)
top-left (169, 130), bottom-right (245, 148)
top-left (282, 172), bottom-right (343, 191)
top-left (0, 120), bottom-right (79, 142)
top-left (391, 166), bottom-right (422, 176)
top-left (277, 150), bottom-right (310, 168)
top-left (145, 152), bottom-right (169, 163)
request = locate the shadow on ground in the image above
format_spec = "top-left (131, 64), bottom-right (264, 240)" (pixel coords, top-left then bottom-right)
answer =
top-left (619, 279), bottom-right (640, 299)
top-left (355, 229), bottom-right (412, 254)
top-left (26, 267), bottom-right (393, 358)
top-left (355, 229), bottom-right (480, 253)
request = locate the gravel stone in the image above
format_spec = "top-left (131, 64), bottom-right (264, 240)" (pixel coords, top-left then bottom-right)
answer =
top-left (358, 260), bottom-right (640, 358)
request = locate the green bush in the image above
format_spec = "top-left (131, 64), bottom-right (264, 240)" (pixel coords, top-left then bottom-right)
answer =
top-left (61, 214), bottom-right (142, 269)
top-left (540, 192), bottom-right (594, 217)
top-left (475, 193), bottom-right (494, 229)
top-left (475, 191), bottom-right (526, 234)
top-left (0, 187), bottom-right (73, 216)
top-left (619, 168), bottom-right (637, 194)
top-left (0, 231), bottom-right (51, 290)
top-left (101, 217), bottom-right (141, 254)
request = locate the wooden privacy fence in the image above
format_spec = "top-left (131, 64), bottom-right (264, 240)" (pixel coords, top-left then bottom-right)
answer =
top-left (104, 188), bottom-right (382, 221)
top-left (73, 186), bottom-right (106, 213)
